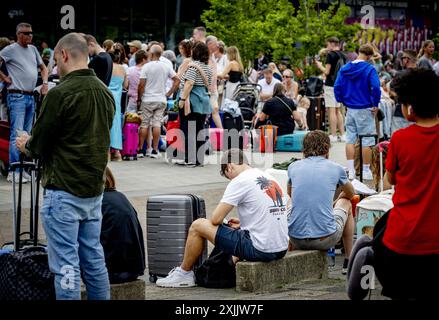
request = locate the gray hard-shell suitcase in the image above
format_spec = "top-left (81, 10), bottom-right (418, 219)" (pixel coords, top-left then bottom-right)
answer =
top-left (146, 194), bottom-right (208, 283)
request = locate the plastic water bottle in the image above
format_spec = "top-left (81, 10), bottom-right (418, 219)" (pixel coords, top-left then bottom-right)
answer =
top-left (327, 247), bottom-right (336, 268)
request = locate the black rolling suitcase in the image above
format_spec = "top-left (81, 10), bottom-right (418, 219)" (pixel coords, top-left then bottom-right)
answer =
top-left (146, 194), bottom-right (207, 283)
top-left (0, 156), bottom-right (55, 300)
top-left (306, 96), bottom-right (326, 131)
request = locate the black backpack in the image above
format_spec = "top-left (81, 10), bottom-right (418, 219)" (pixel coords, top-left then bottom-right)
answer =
top-left (195, 246), bottom-right (236, 288)
top-left (304, 76), bottom-right (324, 97)
top-left (332, 51), bottom-right (347, 84)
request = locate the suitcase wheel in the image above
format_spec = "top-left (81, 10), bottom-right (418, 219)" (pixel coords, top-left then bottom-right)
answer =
top-left (149, 273), bottom-right (158, 283)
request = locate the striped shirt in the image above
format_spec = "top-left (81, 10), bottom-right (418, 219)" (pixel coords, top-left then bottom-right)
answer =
top-left (180, 60), bottom-right (213, 92)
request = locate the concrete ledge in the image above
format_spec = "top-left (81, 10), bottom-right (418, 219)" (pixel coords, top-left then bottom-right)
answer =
top-left (81, 279), bottom-right (146, 300)
top-left (236, 250), bottom-right (328, 292)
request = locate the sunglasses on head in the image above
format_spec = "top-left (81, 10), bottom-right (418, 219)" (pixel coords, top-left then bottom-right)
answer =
top-left (20, 31), bottom-right (33, 36)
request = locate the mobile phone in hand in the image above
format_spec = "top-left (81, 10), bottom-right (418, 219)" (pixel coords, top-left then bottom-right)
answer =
top-left (16, 130), bottom-right (27, 137)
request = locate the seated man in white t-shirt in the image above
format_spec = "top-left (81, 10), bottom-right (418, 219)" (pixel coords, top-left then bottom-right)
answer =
top-left (156, 149), bottom-right (290, 288)
top-left (257, 68), bottom-right (281, 113)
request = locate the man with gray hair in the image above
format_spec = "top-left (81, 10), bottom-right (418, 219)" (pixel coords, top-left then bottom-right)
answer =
top-left (16, 32), bottom-right (115, 300)
top-left (156, 149), bottom-right (289, 287)
top-left (137, 44), bottom-right (179, 158)
top-left (0, 22), bottom-right (49, 183)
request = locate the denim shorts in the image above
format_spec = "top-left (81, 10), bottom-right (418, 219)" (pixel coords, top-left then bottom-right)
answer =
top-left (215, 224), bottom-right (287, 262)
top-left (345, 108), bottom-right (377, 146)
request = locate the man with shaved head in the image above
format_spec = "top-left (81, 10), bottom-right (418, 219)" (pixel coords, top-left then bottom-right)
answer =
top-left (16, 32), bottom-right (115, 300)
top-left (137, 44), bottom-right (179, 158)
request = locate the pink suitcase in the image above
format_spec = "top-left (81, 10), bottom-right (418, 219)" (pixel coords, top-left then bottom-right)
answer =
top-left (209, 128), bottom-right (224, 151)
top-left (122, 122), bottom-right (139, 160)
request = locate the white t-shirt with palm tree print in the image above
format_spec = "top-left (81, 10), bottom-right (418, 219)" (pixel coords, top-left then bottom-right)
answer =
top-left (221, 168), bottom-right (289, 253)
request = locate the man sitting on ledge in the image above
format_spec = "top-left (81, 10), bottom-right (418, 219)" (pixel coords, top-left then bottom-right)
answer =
top-left (287, 131), bottom-right (355, 275)
top-left (156, 149), bottom-right (289, 288)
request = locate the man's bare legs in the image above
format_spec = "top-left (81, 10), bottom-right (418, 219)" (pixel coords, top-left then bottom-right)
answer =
top-left (211, 97), bottom-right (223, 129)
top-left (180, 218), bottom-right (219, 272)
top-left (328, 107), bottom-right (345, 138)
top-left (334, 197), bottom-right (354, 259)
top-left (138, 126), bottom-right (150, 153)
top-left (151, 127), bottom-right (161, 151)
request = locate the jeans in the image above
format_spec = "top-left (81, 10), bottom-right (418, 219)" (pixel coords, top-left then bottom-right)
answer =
top-left (41, 189), bottom-right (110, 300)
top-left (7, 93), bottom-right (35, 171)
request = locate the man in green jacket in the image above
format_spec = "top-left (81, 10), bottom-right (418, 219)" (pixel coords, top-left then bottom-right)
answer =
top-left (16, 33), bottom-right (115, 300)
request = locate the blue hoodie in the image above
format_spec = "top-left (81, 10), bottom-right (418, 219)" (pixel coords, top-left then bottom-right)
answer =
top-left (334, 61), bottom-right (381, 109)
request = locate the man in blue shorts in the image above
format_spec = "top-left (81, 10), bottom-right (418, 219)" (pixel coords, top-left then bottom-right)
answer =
top-left (156, 149), bottom-right (289, 287)
top-left (334, 44), bottom-right (381, 180)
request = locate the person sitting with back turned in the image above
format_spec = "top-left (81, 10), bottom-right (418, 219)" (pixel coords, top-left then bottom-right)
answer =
top-left (101, 167), bottom-right (146, 284)
top-left (255, 83), bottom-right (304, 136)
top-left (156, 149), bottom-right (289, 288)
top-left (287, 131), bottom-right (355, 275)
top-left (373, 69), bottom-right (439, 300)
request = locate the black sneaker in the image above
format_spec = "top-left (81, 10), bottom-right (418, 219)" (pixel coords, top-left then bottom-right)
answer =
top-left (342, 258), bottom-right (349, 275)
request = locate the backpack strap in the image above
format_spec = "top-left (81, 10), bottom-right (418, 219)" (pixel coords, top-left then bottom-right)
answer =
top-left (275, 96), bottom-right (294, 116)
top-left (187, 62), bottom-right (210, 92)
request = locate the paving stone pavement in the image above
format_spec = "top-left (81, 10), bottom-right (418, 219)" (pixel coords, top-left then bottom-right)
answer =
top-left (0, 143), bottom-right (388, 300)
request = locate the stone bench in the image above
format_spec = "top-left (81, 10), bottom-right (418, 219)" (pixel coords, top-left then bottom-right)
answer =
top-left (236, 250), bottom-right (328, 292)
top-left (81, 279), bottom-right (146, 300)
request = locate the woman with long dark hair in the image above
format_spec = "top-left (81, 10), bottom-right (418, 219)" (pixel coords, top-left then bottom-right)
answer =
top-left (177, 41), bottom-right (212, 167)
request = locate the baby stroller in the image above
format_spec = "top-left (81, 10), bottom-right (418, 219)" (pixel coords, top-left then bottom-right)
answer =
top-left (231, 83), bottom-right (261, 129)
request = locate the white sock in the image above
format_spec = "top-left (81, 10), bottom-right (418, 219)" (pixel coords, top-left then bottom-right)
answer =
top-left (178, 267), bottom-right (192, 275)
top-left (347, 160), bottom-right (355, 173)
top-left (363, 164), bottom-right (370, 172)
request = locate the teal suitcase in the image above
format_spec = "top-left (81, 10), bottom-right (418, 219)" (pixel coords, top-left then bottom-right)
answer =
top-left (275, 131), bottom-right (308, 152)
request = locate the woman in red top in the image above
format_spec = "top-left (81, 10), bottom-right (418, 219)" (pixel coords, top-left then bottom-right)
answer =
top-left (374, 69), bottom-right (439, 299)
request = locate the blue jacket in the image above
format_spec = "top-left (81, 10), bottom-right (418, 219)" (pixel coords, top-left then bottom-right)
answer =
top-left (334, 61), bottom-right (381, 109)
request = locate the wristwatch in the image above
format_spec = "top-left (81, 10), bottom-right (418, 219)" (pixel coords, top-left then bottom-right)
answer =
top-left (43, 81), bottom-right (48, 85)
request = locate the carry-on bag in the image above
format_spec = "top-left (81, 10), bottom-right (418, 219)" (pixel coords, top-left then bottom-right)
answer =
top-left (275, 131), bottom-right (308, 152)
top-left (0, 156), bottom-right (55, 300)
top-left (146, 194), bottom-right (207, 283)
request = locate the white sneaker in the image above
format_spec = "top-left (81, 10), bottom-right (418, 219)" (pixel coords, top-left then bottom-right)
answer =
top-left (7, 172), bottom-right (28, 184)
top-left (348, 170), bottom-right (356, 180)
top-left (145, 148), bottom-right (152, 158)
top-left (156, 267), bottom-right (196, 288)
top-left (171, 159), bottom-right (186, 165)
top-left (149, 150), bottom-right (162, 159)
top-left (339, 134), bottom-right (346, 143)
top-left (362, 169), bottom-right (373, 181)
top-left (329, 135), bottom-right (338, 143)
top-left (22, 171), bottom-right (32, 181)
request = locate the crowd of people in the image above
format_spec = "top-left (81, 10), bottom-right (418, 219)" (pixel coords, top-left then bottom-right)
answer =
top-left (0, 22), bottom-right (438, 300)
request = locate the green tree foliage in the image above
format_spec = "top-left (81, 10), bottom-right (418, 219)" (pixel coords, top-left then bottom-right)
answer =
top-left (202, 0), bottom-right (361, 74)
